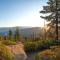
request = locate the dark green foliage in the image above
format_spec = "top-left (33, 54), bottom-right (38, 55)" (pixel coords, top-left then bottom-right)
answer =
top-left (24, 41), bottom-right (38, 52)
top-left (24, 40), bottom-right (48, 52)
top-left (24, 39), bottom-right (60, 52)
top-left (8, 29), bottom-right (13, 41)
top-left (14, 27), bottom-right (21, 42)
top-left (40, 0), bottom-right (60, 40)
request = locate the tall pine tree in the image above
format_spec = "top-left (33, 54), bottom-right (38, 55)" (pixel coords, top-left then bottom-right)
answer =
top-left (14, 27), bottom-right (21, 42)
top-left (8, 29), bottom-right (13, 40)
top-left (40, 0), bottom-right (60, 40)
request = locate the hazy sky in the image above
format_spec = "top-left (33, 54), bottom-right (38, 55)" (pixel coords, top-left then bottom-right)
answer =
top-left (0, 0), bottom-right (48, 27)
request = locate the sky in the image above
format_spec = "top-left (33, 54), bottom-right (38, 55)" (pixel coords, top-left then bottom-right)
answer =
top-left (0, 0), bottom-right (48, 27)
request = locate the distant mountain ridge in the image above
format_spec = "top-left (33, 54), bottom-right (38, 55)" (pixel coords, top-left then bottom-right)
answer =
top-left (0, 27), bottom-right (43, 38)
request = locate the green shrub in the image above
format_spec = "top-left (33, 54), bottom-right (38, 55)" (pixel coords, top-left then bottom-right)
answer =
top-left (24, 41), bottom-right (38, 52)
top-left (24, 39), bottom-right (60, 52)
top-left (47, 40), bottom-right (60, 46)
top-left (24, 40), bottom-right (50, 52)
top-left (0, 42), bottom-right (13, 60)
top-left (1, 40), bottom-right (16, 45)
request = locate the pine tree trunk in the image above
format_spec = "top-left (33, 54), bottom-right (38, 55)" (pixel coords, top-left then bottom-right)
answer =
top-left (55, 0), bottom-right (58, 40)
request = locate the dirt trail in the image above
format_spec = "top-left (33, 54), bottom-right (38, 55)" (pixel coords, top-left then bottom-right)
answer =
top-left (6, 42), bottom-right (27, 60)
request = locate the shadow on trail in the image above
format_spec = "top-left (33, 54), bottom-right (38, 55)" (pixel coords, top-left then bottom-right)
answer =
top-left (26, 46), bottom-right (50, 60)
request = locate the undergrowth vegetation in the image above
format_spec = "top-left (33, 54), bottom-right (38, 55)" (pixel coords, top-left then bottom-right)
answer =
top-left (24, 40), bottom-right (60, 52)
top-left (0, 42), bottom-right (13, 60)
top-left (34, 46), bottom-right (60, 60)
top-left (1, 40), bottom-right (16, 45)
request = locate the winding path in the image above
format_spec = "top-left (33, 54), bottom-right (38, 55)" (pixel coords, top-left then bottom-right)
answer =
top-left (6, 42), bottom-right (27, 60)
